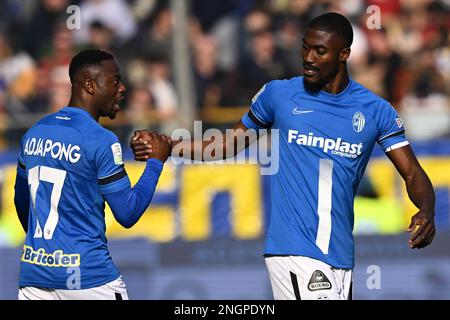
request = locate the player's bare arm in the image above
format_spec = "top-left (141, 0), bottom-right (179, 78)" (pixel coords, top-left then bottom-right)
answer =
top-left (130, 120), bottom-right (258, 161)
top-left (386, 145), bottom-right (435, 249)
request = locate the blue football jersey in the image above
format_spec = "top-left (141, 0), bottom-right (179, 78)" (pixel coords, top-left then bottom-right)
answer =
top-left (17, 107), bottom-right (131, 289)
top-left (241, 77), bottom-right (408, 268)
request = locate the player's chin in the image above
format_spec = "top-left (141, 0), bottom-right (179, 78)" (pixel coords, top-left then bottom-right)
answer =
top-left (303, 76), bottom-right (323, 92)
top-left (108, 104), bottom-right (121, 119)
top-left (108, 109), bottom-right (118, 119)
top-left (108, 113), bottom-right (117, 120)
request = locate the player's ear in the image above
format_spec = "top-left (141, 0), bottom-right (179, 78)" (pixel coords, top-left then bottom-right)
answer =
top-left (339, 47), bottom-right (351, 63)
top-left (85, 78), bottom-right (96, 95)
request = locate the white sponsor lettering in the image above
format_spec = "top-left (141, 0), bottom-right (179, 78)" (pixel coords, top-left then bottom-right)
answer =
top-left (288, 130), bottom-right (363, 158)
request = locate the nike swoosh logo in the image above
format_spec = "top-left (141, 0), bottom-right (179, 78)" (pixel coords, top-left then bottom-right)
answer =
top-left (292, 108), bottom-right (314, 115)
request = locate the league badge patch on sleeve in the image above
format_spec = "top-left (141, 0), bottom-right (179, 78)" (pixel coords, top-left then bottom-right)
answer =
top-left (111, 143), bottom-right (123, 165)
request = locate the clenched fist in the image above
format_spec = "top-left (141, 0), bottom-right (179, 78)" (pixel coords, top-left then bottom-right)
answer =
top-left (130, 130), bottom-right (172, 163)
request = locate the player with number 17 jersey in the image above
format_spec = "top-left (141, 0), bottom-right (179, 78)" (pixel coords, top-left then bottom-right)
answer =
top-left (241, 76), bottom-right (408, 268)
top-left (17, 107), bottom-right (134, 289)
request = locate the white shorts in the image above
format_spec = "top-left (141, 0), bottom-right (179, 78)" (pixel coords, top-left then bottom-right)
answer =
top-left (265, 256), bottom-right (353, 300)
top-left (18, 276), bottom-right (129, 300)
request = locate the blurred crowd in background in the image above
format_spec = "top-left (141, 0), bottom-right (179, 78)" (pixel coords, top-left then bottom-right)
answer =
top-left (0, 0), bottom-right (448, 149)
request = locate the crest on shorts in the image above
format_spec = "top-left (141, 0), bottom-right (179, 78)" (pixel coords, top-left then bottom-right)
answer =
top-left (352, 111), bottom-right (365, 133)
top-left (308, 270), bottom-right (332, 291)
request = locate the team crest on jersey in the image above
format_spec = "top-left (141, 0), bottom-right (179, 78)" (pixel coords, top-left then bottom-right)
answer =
top-left (352, 111), bottom-right (365, 133)
top-left (308, 270), bottom-right (332, 291)
top-left (111, 143), bottom-right (123, 165)
top-left (395, 117), bottom-right (404, 128)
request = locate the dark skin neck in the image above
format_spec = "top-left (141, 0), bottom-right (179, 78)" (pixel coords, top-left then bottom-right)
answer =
top-left (322, 64), bottom-right (350, 94)
top-left (68, 86), bottom-right (100, 122)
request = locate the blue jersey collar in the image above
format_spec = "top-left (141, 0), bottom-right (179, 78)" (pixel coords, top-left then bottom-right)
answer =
top-left (301, 77), bottom-right (354, 101)
top-left (60, 106), bottom-right (95, 119)
top-left (316, 78), bottom-right (354, 101)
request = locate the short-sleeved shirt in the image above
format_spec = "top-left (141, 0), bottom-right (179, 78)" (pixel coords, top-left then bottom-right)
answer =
top-left (241, 77), bottom-right (408, 268)
top-left (18, 107), bottom-right (131, 289)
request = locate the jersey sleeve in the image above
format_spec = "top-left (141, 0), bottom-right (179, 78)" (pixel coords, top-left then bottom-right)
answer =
top-left (17, 137), bottom-right (27, 178)
top-left (241, 82), bottom-right (275, 130)
top-left (375, 100), bottom-right (409, 152)
top-left (94, 130), bottom-right (131, 194)
top-left (104, 159), bottom-right (163, 228)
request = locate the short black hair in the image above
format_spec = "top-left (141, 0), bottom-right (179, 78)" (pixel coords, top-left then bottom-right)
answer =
top-left (69, 49), bottom-right (114, 82)
top-left (308, 12), bottom-right (353, 48)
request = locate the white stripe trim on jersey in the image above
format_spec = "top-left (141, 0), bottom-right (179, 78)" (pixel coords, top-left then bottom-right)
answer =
top-left (378, 129), bottom-right (405, 142)
top-left (385, 141), bottom-right (410, 152)
top-left (316, 159), bottom-right (333, 255)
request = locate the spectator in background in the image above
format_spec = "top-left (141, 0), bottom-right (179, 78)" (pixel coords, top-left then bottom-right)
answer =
top-left (40, 23), bottom-right (75, 68)
top-left (388, 1), bottom-right (428, 57)
top-left (29, 23), bottom-right (75, 114)
top-left (74, 0), bottom-right (137, 46)
top-left (47, 65), bottom-right (71, 113)
top-left (0, 32), bottom-right (37, 114)
top-left (346, 22), bottom-right (369, 71)
top-left (129, 0), bottom-right (159, 24)
top-left (22, 0), bottom-right (70, 59)
top-left (192, 35), bottom-right (220, 109)
top-left (146, 55), bottom-right (178, 135)
top-left (239, 27), bottom-right (286, 102)
top-left (140, 6), bottom-right (173, 61)
top-left (0, 0), bottom-right (446, 149)
top-left (191, 0), bottom-right (239, 72)
top-left (191, 34), bottom-right (239, 109)
top-left (354, 28), bottom-right (401, 102)
top-left (241, 8), bottom-right (272, 58)
top-left (400, 69), bottom-right (450, 140)
top-left (273, 16), bottom-right (303, 78)
top-left (126, 86), bottom-right (155, 128)
top-left (88, 20), bottom-right (115, 52)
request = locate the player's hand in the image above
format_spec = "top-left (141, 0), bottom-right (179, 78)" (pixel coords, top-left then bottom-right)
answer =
top-left (153, 133), bottom-right (172, 162)
top-left (130, 130), bottom-right (152, 161)
top-left (407, 209), bottom-right (435, 249)
top-left (130, 130), bottom-right (171, 162)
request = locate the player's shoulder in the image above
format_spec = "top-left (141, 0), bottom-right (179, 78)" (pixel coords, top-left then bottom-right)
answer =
top-left (86, 123), bottom-right (120, 148)
top-left (79, 124), bottom-right (120, 164)
top-left (254, 77), bottom-right (301, 101)
top-left (349, 80), bottom-right (394, 111)
top-left (29, 111), bottom-right (59, 128)
top-left (266, 76), bottom-right (301, 91)
top-left (56, 108), bottom-right (117, 142)
top-left (22, 111), bottom-right (61, 138)
top-left (51, 107), bottom-right (120, 149)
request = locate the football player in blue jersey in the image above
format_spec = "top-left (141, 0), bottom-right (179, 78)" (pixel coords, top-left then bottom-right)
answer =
top-left (131, 13), bottom-right (435, 300)
top-left (14, 49), bottom-right (171, 300)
